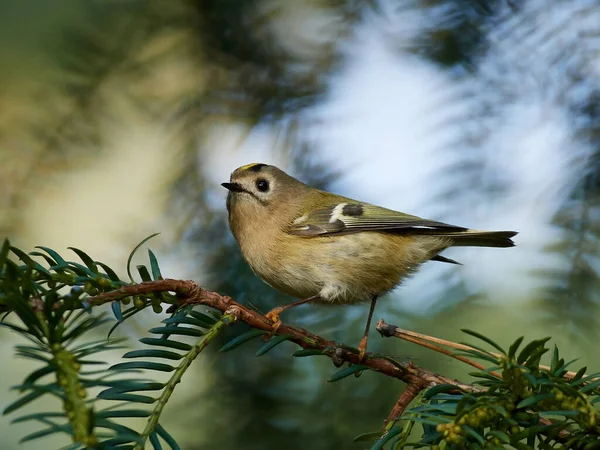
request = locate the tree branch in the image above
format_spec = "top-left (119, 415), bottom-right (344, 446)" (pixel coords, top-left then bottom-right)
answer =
top-left (75, 279), bottom-right (578, 443)
top-left (382, 383), bottom-right (424, 433)
top-left (375, 320), bottom-right (580, 381)
top-left (88, 279), bottom-right (478, 392)
top-left (374, 320), bottom-right (574, 441)
top-left (376, 320), bottom-right (501, 378)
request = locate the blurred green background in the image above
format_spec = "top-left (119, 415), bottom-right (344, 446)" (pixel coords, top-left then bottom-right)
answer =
top-left (1, 0), bottom-right (600, 448)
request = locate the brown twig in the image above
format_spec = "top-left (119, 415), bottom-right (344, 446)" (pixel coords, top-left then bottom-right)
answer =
top-left (89, 279), bottom-right (572, 442)
top-left (378, 324), bottom-right (486, 353)
top-left (382, 382), bottom-right (424, 433)
top-left (88, 279), bottom-right (477, 392)
top-left (375, 320), bottom-right (583, 381)
top-left (375, 321), bottom-right (579, 441)
top-left (376, 319), bottom-right (500, 378)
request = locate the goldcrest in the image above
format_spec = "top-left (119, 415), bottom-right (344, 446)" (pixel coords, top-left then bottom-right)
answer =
top-left (222, 163), bottom-right (516, 358)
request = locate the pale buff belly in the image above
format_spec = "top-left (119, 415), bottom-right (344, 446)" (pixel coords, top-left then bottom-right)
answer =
top-left (244, 232), bottom-right (451, 304)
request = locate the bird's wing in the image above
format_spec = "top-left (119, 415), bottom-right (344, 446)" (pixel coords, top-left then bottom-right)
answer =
top-left (288, 202), bottom-right (467, 236)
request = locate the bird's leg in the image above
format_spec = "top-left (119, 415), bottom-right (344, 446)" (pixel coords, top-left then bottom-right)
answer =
top-left (357, 295), bottom-right (378, 362)
top-left (265, 294), bottom-right (320, 334)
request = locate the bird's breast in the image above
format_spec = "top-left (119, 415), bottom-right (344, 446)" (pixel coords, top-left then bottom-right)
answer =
top-left (236, 230), bottom-right (450, 304)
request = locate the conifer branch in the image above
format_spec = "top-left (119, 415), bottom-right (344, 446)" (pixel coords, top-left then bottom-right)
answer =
top-left (89, 279), bottom-right (479, 392)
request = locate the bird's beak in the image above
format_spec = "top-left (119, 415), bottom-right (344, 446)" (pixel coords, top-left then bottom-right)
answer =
top-left (221, 182), bottom-right (245, 193)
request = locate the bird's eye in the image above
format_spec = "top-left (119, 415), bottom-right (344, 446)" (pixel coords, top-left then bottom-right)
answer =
top-left (255, 178), bottom-right (270, 192)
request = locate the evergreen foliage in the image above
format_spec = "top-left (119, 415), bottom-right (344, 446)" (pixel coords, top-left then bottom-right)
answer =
top-left (1, 238), bottom-right (599, 449)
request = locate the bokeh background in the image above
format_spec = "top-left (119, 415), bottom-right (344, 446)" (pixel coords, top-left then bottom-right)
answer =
top-left (1, 1), bottom-right (600, 449)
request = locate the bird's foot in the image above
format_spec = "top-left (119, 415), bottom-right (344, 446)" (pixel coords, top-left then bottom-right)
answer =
top-left (351, 336), bottom-right (369, 377)
top-left (264, 307), bottom-right (283, 338)
top-left (357, 335), bottom-right (368, 363)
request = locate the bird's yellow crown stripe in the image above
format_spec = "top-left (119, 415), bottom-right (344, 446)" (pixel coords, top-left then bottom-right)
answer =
top-left (240, 163), bottom-right (262, 171)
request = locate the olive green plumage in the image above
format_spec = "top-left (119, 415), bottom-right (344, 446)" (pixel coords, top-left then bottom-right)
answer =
top-left (222, 163), bottom-right (517, 306)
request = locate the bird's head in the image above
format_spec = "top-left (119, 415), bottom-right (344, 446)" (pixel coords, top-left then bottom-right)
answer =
top-left (222, 163), bottom-right (307, 229)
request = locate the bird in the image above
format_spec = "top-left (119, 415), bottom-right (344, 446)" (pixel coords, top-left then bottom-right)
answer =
top-left (222, 163), bottom-right (517, 360)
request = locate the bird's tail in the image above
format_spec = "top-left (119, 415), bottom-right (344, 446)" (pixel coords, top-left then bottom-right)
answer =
top-left (442, 230), bottom-right (517, 248)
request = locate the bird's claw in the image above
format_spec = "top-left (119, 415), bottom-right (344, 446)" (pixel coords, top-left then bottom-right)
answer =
top-left (351, 335), bottom-right (367, 376)
top-left (357, 335), bottom-right (368, 363)
top-left (264, 307), bottom-right (283, 339)
top-left (353, 338), bottom-right (369, 377)
top-left (358, 348), bottom-right (366, 364)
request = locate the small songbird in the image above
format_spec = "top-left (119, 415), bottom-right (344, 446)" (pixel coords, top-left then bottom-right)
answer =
top-left (222, 163), bottom-right (517, 359)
